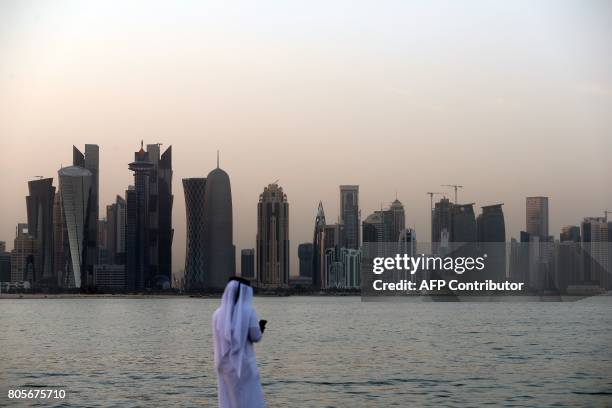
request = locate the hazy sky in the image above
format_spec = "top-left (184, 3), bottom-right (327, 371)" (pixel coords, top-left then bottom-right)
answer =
top-left (1, 0), bottom-right (611, 275)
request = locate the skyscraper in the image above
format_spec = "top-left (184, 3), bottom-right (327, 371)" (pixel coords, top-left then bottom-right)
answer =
top-left (477, 204), bottom-right (506, 281)
top-left (312, 201), bottom-right (327, 289)
top-left (432, 197), bottom-right (452, 248)
top-left (125, 142), bottom-right (174, 290)
top-left (477, 204), bottom-right (506, 242)
top-left (10, 224), bottom-right (34, 283)
top-left (73, 145), bottom-right (99, 285)
top-left (145, 143), bottom-right (173, 283)
top-left (183, 177), bottom-right (206, 290)
top-left (52, 191), bottom-right (66, 286)
top-left (58, 166), bottom-right (93, 288)
top-left (127, 143), bottom-right (153, 290)
top-left (257, 183), bottom-right (289, 289)
top-left (26, 177), bottom-right (56, 286)
top-left (362, 211), bottom-right (391, 261)
top-left (125, 186), bottom-right (138, 289)
top-left (298, 243), bottom-right (314, 278)
top-left (526, 196), bottom-right (549, 239)
top-left (203, 159), bottom-right (235, 289)
top-left (340, 185), bottom-right (360, 249)
top-left (389, 198), bottom-right (406, 243)
top-left (241, 249), bottom-right (255, 279)
top-left (581, 217), bottom-right (609, 289)
top-left (450, 204), bottom-right (477, 243)
top-left (0, 249), bottom-right (11, 283)
top-left (524, 197), bottom-right (552, 290)
top-left (105, 195), bottom-right (127, 265)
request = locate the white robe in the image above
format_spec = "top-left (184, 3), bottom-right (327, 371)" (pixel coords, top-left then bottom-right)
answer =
top-left (213, 282), bottom-right (265, 408)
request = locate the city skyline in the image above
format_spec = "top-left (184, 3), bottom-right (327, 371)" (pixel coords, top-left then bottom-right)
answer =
top-left (1, 1), bottom-right (611, 276)
top-left (0, 143), bottom-right (611, 278)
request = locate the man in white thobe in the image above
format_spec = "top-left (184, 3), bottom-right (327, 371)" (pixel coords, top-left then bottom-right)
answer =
top-left (213, 277), bottom-right (266, 408)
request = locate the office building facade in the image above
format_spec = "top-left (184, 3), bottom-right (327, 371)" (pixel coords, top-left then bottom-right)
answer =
top-left (26, 177), bottom-right (56, 286)
top-left (59, 165), bottom-right (93, 288)
top-left (73, 145), bottom-right (99, 286)
top-left (526, 196), bottom-right (549, 239)
top-left (257, 183), bottom-right (289, 289)
top-left (183, 177), bottom-right (207, 290)
top-left (477, 204), bottom-right (506, 281)
top-left (340, 185), bottom-right (360, 249)
top-left (10, 224), bottom-right (35, 283)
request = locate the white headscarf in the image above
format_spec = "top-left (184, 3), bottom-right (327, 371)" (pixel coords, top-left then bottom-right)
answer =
top-left (213, 280), bottom-right (254, 378)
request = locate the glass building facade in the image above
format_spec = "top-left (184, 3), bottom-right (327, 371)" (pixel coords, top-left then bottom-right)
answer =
top-left (58, 165), bottom-right (93, 288)
top-left (182, 178), bottom-right (206, 290)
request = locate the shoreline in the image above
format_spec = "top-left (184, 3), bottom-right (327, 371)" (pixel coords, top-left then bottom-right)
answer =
top-left (0, 292), bottom-right (363, 299)
top-left (1, 292), bottom-right (608, 300)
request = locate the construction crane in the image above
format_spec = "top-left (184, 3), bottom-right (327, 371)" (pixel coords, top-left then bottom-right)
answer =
top-left (441, 184), bottom-right (463, 203)
top-left (426, 192), bottom-right (445, 212)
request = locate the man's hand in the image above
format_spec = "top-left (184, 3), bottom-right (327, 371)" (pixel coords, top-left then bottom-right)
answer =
top-left (259, 319), bottom-right (267, 333)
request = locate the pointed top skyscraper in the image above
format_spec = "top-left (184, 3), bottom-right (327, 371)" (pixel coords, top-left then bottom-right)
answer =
top-left (313, 201), bottom-right (327, 289)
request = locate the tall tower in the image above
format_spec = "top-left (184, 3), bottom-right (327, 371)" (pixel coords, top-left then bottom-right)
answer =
top-left (73, 145), bottom-right (99, 285)
top-left (526, 196), bottom-right (549, 239)
top-left (182, 178), bottom-right (206, 290)
top-left (389, 198), bottom-right (406, 243)
top-left (202, 158), bottom-right (234, 289)
top-left (257, 183), bottom-right (290, 289)
top-left (127, 143), bottom-right (153, 290)
top-left (312, 201), bottom-right (326, 289)
top-left (432, 197), bottom-right (453, 254)
top-left (10, 224), bottom-right (35, 283)
top-left (362, 211), bottom-right (388, 260)
top-left (477, 204), bottom-right (506, 281)
top-left (26, 177), bottom-right (56, 286)
top-left (340, 185), bottom-right (360, 249)
top-left (52, 191), bottom-right (65, 286)
top-left (58, 165), bottom-right (93, 288)
top-left (581, 217), bottom-right (609, 288)
top-left (450, 204), bottom-right (477, 243)
top-left (105, 195), bottom-right (127, 265)
top-left (146, 143), bottom-right (173, 284)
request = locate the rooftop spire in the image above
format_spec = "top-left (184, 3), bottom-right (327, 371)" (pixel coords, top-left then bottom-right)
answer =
top-left (217, 150), bottom-right (219, 168)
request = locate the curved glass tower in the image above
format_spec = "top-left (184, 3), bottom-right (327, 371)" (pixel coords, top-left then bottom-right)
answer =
top-left (182, 178), bottom-right (206, 290)
top-left (203, 165), bottom-right (234, 289)
top-left (58, 165), bottom-right (93, 288)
